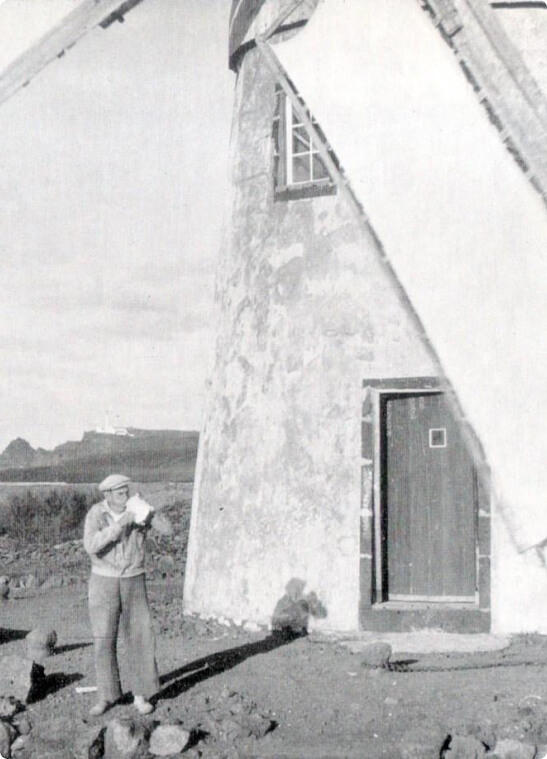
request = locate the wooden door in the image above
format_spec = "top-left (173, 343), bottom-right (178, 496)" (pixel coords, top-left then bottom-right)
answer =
top-left (384, 392), bottom-right (476, 601)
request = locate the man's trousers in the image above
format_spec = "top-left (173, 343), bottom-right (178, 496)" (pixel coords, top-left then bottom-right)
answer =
top-left (88, 573), bottom-right (159, 703)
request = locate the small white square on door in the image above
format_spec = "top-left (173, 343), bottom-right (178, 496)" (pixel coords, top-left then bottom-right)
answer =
top-left (429, 428), bottom-right (447, 448)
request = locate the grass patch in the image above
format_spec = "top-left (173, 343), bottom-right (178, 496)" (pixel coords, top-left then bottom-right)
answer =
top-left (0, 488), bottom-right (98, 544)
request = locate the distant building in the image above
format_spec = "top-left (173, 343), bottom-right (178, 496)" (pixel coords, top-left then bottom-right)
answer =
top-left (95, 415), bottom-right (133, 437)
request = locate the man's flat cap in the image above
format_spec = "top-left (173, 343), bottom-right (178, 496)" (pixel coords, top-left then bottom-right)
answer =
top-left (99, 474), bottom-right (131, 492)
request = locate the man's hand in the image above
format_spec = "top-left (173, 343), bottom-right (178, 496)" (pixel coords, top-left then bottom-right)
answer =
top-left (117, 511), bottom-right (135, 529)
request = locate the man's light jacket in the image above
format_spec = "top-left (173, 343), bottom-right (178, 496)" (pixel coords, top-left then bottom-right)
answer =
top-left (84, 499), bottom-right (172, 578)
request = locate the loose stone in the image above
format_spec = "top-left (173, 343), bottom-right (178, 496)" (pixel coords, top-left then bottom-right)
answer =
top-left (360, 642), bottom-right (392, 668)
top-left (149, 724), bottom-right (191, 755)
top-left (104, 717), bottom-right (149, 759)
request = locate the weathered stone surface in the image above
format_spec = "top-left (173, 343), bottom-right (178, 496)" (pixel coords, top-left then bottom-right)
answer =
top-left (0, 577), bottom-right (10, 600)
top-left (360, 642), bottom-right (392, 668)
top-left (104, 717), bottom-right (149, 758)
top-left (400, 724), bottom-right (445, 759)
top-left (149, 724), bottom-right (190, 755)
top-left (448, 721), bottom-right (496, 752)
top-left (202, 714), bottom-right (239, 743)
top-left (69, 722), bottom-right (109, 759)
top-left (12, 716), bottom-right (31, 735)
top-left (0, 696), bottom-right (22, 719)
top-left (0, 655), bottom-right (44, 703)
top-left (10, 733), bottom-right (30, 752)
top-left (28, 718), bottom-right (99, 759)
top-left (26, 646), bottom-right (51, 665)
top-left (0, 722), bottom-right (10, 757)
top-left (86, 726), bottom-right (106, 759)
top-left (243, 711), bottom-right (275, 738)
top-left (444, 734), bottom-right (487, 757)
top-left (0, 720), bottom-right (16, 758)
top-left (26, 627), bottom-right (57, 649)
top-left (487, 739), bottom-right (537, 759)
top-left (25, 628), bottom-right (57, 663)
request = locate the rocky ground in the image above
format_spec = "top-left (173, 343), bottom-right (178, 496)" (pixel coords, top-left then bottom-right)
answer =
top-left (2, 492), bottom-right (547, 757)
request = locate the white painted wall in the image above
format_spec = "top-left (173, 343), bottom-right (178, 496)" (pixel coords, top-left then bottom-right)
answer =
top-left (276, 0), bottom-right (547, 632)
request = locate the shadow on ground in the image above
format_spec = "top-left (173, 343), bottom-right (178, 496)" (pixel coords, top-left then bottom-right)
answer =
top-left (53, 642), bottom-right (92, 655)
top-left (31, 672), bottom-right (84, 702)
top-left (157, 630), bottom-right (304, 701)
top-left (156, 578), bottom-right (327, 702)
top-left (0, 627), bottom-right (28, 643)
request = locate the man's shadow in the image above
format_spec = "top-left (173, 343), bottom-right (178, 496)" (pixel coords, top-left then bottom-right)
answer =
top-left (0, 628), bottom-right (28, 644)
top-left (157, 578), bottom-right (327, 703)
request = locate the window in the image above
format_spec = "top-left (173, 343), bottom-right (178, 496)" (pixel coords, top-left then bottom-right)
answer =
top-left (273, 86), bottom-right (337, 200)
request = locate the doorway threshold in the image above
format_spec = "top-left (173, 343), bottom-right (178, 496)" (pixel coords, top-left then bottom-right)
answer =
top-left (360, 601), bottom-right (490, 633)
top-left (313, 630), bottom-right (510, 655)
top-left (374, 600), bottom-right (478, 611)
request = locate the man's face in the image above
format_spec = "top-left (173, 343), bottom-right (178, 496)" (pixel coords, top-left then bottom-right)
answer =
top-left (106, 485), bottom-right (130, 513)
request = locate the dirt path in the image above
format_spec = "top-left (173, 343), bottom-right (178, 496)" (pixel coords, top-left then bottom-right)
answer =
top-left (3, 581), bottom-right (547, 758)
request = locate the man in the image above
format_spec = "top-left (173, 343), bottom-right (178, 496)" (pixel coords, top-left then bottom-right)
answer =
top-left (83, 473), bottom-right (173, 716)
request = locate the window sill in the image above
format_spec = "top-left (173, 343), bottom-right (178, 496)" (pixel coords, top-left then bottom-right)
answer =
top-left (274, 182), bottom-right (337, 202)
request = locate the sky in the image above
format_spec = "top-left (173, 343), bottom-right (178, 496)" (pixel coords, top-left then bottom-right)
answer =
top-left (0, 0), bottom-right (234, 450)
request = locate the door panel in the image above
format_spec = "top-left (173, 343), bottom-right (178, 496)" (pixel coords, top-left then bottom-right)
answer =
top-left (384, 392), bottom-right (476, 600)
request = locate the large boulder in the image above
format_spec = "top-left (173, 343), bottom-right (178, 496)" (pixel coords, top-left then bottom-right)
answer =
top-left (360, 642), bottom-right (392, 668)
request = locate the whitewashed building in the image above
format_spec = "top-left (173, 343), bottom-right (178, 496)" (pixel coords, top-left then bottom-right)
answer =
top-left (184, 0), bottom-right (547, 635)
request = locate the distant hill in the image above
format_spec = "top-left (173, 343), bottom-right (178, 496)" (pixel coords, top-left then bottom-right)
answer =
top-left (0, 438), bottom-right (37, 469)
top-left (0, 428), bottom-right (199, 483)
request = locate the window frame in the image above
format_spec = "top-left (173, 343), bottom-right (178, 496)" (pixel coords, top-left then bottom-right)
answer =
top-left (273, 87), bottom-right (337, 201)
